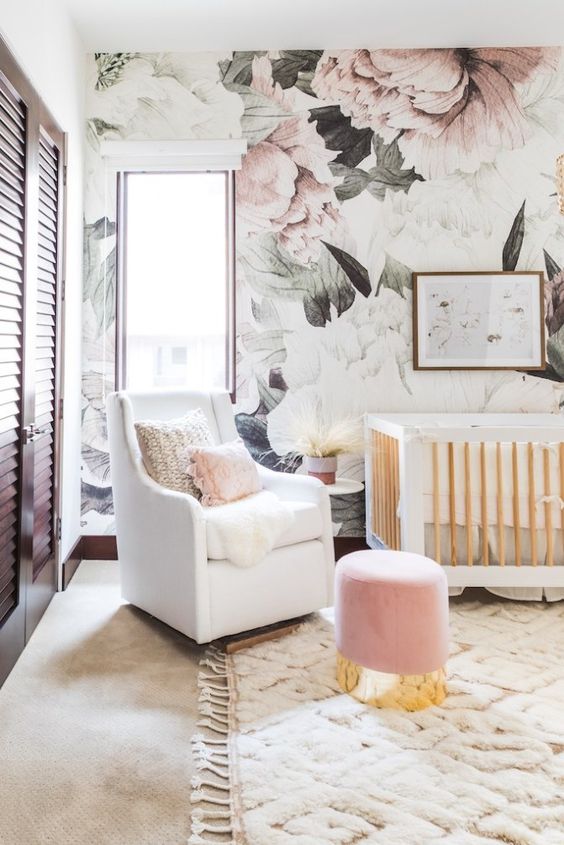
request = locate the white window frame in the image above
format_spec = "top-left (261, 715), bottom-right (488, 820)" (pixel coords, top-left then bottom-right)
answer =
top-left (102, 139), bottom-right (246, 398)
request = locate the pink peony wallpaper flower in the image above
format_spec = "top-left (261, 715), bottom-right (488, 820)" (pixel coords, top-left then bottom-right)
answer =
top-left (236, 57), bottom-right (339, 263)
top-left (312, 48), bottom-right (559, 179)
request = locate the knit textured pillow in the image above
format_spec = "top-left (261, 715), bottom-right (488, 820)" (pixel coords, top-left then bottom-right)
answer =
top-left (186, 438), bottom-right (261, 506)
top-left (134, 408), bottom-right (213, 497)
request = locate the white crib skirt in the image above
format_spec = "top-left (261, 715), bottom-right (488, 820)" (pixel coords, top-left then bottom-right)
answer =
top-left (424, 524), bottom-right (564, 601)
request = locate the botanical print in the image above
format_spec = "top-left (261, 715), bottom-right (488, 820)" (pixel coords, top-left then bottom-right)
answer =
top-left (82, 48), bottom-right (564, 536)
top-left (416, 274), bottom-right (543, 368)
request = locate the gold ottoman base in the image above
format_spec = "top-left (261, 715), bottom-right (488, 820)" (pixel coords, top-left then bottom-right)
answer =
top-left (337, 652), bottom-right (446, 711)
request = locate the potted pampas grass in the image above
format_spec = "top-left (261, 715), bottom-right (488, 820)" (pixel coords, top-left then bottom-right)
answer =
top-left (284, 409), bottom-right (365, 484)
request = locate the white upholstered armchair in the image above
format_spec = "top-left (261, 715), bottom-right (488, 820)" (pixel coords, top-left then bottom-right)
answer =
top-left (106, 389), bottom-right (335, 643)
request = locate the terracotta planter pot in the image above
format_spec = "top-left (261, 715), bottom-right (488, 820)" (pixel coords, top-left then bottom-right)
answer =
top-left (303, 455), bottom-right (337, 485)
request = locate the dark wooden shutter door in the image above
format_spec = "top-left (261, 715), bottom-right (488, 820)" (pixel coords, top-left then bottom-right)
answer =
top-left (0, 73), bottom-right (26, 657)
top-left (32, 129), bottom-right (59, 584)
top-left (0, 36), bottom-right (62, 685)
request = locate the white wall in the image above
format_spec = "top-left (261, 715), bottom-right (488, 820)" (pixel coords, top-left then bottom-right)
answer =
top-left (0, 0), bottom-right (85, 563)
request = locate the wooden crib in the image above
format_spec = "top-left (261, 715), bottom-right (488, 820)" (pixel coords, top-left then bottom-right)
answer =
top-left (365, 414), bottom-right (564, 588)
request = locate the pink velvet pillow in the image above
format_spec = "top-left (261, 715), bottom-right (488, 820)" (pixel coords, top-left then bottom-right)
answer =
top-left (186, 438), bottom-right (261, 506)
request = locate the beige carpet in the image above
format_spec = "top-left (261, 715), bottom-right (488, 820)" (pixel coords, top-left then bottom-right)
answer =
top-left (0, 561), bottom-right (204, 845)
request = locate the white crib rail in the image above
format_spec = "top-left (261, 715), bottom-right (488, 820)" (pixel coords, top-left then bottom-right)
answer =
top-left (366, 414), bottom-right (564, 588)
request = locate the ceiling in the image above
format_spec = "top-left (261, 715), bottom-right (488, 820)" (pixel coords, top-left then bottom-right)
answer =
top-left (61, 0), bottom-right (564, 52)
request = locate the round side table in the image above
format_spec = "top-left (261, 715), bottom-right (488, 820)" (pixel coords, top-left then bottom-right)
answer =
top-left (324, 477), bottom-right (365, 544)
top-left (324, 478), bottom-right (364, 496)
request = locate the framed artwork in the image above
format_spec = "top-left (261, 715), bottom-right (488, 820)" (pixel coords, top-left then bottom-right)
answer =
top-left (413, 271), bottom-right (546, 371)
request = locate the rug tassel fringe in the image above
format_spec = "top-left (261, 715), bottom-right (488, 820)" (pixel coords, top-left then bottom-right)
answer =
top-left (196, 718), bottom-right (229, 735)
top-left (191, 821), bottom-right (232, 835)
top-left (191, 789), bottom-right (230, 806)
top-left (189, 835), bottom-right (234, 845)
top-left (191, 645), bottom-right (234, 844)
top-left (195, 759), bottom-right (229, 778)
top-left (198, 679), bottom-right (229, 692)
top-left (188, 831), bottom-right (234, 845)
top-left (193, 740), bottom-right (228, 756)
top-left (194, 755), bottom-right (229, 769)
top-left (191, 775), bottom-right (230, 792)
top-left (199, 685), bottom-right (230, 699)
top-left (199, 670), bottom-right (228, 681)
top-left (192, 808), bottom-right (231, 821)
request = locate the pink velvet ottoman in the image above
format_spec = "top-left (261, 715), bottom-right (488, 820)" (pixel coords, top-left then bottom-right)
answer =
top-left (335, 550), bottom-right (449, 710)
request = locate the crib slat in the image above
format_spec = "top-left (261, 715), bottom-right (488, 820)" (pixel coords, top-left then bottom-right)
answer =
top-left (386, 435), bottom-right (394, 548)
top-left (496, 443), bottom-right (505, 566)
top-left (382, 434), bottom-right (390, 548)
top-left (393, 437), bottom-right (400, 549)
top-left (480, 442), bottom-right (489, 566)
top-left (382, 434), bottom-right (389, 546)
top-left (464, 442), bottom-right (473, 566)
top-left (528, 443), bottom-right (538, 566)
top-left (382, 433), bottom-right (388, 545)
top-left (512, 442), bottom-right (521, 566)
top-left (432, 441), bottom-right (441, 563)
top-left (448, 442), bottom-right (456, 566)
top-left (543, 447), bottom-right (554, 566)
top-left (373, 430), bottom-right (382, 543)
top-left (375, 431), bottom-right (382, 539)
top-left (376, 431), bottom-right (384, 544)
top-left (371, 430), bottom-right (379, 540)
top-left (379, 432), bottom-right (385, 544)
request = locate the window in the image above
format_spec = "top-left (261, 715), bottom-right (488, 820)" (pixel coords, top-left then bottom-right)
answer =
top-left (117, 170), bottom-right (235, 394)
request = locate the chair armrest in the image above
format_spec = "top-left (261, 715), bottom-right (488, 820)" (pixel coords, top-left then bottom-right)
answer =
top-left (106, 389), bottom-right (213, 641)
top-left (256, 463), bottom-right (328, 505)
top-left (135, 462), bottom-right (205, 517)
top-left (256, 463), bottom-right (335, 599)
top-left (113, 456), bottom-right (212, 642)
top-left (125, 455), bottom-right (206, 543)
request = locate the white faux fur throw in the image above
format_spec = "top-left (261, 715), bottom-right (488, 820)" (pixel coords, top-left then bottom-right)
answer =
top-left (203, 490), bottom-right (295, 567)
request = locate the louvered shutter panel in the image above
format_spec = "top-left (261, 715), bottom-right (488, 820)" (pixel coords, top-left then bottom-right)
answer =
top-left (32, 130), bottom-right (59, 580)
top-left (0, 76), bottom-right (25, 625)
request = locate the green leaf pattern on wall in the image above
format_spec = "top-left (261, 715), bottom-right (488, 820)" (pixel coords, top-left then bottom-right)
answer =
top-left (502, 201), bottom-right (526, 272)
top-left (322, 242), bottom-right (371, 298)
top-left (308, 105), bottom-right (373, 168)
top-left (239, 232), bottom-right (364, 327)
top-left (94, 53), bottom-right (137, 90)
top-left (83, 218), bottom-right (116, 333)
top-left (376, 254), bottom-right (412, 299)
top-left (228, 83), bottom-right (293, 146)
top-left (271, 51), bottom-right (324, 91)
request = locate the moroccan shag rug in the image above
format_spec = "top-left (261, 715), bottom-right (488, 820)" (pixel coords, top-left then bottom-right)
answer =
top-left (191, 601), bottom-right (564, 845)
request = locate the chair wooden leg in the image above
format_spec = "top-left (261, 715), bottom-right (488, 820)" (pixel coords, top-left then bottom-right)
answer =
top-left (217, 618), bottom-right (304, 653)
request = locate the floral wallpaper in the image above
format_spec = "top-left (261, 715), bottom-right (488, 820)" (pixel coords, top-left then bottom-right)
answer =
top-left (83, 48), bottom-right (564, 536)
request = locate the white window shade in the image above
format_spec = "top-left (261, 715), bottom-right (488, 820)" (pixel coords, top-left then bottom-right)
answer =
top-left (100, 139), bottom-right (247, 171)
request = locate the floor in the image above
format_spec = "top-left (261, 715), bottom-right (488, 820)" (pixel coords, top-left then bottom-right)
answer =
top-left (0, 561), bottom-right (525, 845)
top-left (0, 562), bottom-right (204, 845)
